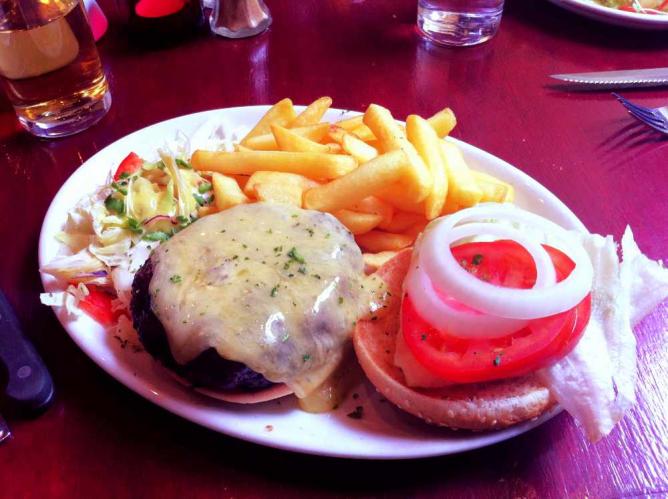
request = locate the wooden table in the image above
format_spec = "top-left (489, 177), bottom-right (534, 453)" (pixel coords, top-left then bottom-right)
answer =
top-left (1, 0), bottom-right (666, 497)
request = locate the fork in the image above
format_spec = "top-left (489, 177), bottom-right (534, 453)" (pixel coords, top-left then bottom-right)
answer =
top-left (613, 93), bottom-right (668, 135)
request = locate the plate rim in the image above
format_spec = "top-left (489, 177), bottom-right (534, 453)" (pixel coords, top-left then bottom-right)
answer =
top-left (38, 105), bottom-right (584, 459)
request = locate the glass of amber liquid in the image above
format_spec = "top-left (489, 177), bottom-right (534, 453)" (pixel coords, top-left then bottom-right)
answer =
top-left (0, 0), bottom-right (111, 138)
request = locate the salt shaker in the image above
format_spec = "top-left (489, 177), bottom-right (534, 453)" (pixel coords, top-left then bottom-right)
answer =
top-left (209, 0), bottom-right (272, 38)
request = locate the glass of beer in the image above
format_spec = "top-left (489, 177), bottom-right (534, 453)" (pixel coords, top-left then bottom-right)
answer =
top-left (0, 0), bottom-right (111, 138)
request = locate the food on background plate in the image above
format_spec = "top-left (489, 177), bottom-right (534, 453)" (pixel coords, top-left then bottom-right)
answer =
top-left (592, 0), bottom-right (668, 14)
top-left (39, 97), bottom-right (668, 442)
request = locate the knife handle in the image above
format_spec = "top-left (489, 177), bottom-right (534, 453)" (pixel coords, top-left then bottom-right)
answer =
top-left (0, 291), bottom-right (54, 415)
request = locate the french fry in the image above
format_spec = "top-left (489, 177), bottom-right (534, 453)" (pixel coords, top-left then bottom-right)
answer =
top-left (244, 123), bottom-right (330, 151)
top-left (364, 104), bottom-right (432, 203)
top-left (235, 144), bottom-right (254, 152)
top-left (342, 134), bottom-right (378, 163)
top-left (240, 98), bottom-right (297, 145)
top-left (351, 125), bottom-right (376, 142)
top-left (363, 251), bottom-right (399, 274)
top-left (356, 230), bottom-right (413, 253)
top-left (472, 170), bottom-right (515, 203)
top-left (349, 196), bottom-right (394, 229)
top-left (324, 143), bottom-right (343, 154)
top-left (334, 115), bottom-right (364, 131)
top-left (406, 114), bottom-right (448, 220)
top-left (402, 218), bottom-right (428, 241)
top-left (303, 150), bottom-right (409, 212)
top-left (427, 107), bottom-right (457, 138)
top-left (329, 126), bottom-right (379, 163)
top-left (377, 185), bottom-right (425, 214)
top-left (334, 209), bottom-right (382, 235)
top-left (212, 173), bottom-right (250, 211)
top-left (382, 211), bottom-right (426, 233)
top-left (192, 150), bottom-right (357, 180)
top-left (229, 174), bottom-right (250, 189)
top-left (244, 171), bottom-right (318, 195)
top-left (291, 97), bottom-right (332, 127)
top-left (272, 124), bottom-right (332, 153)
top-left (440, 141), bottom-right (482, 210)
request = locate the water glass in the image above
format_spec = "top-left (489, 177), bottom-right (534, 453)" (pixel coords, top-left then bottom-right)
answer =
top-left (0, 0), bottom-right (111, 138)
top-left (417, 0), bottom-right (505, 47)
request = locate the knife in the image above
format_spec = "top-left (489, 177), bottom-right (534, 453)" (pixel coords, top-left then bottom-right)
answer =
top-left (550, 68), bottom-right (668, 89)
top-left (0, 291), bottom-right (54, 416)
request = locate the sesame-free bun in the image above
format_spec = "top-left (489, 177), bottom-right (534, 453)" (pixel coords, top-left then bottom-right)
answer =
top-left (353, 250), bottom-right (555, 431)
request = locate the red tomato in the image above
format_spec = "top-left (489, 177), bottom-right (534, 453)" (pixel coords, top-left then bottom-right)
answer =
top-left (113, 152), bottom-right (144, 181)
top-left (77, 285), bottom-right (119, 326)
top-left (402, 241), bottom-right (591, 383)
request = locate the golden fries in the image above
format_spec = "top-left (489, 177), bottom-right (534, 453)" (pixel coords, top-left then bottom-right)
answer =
top-left (427, 107), bottom-right (457, 138)
top-left (349, 196), bottom-right (394, 229)
top-left (356, 230), bottom-right (413, 253)
top-left (303, 150), bottom-right (409, 212)
top-left (473, 170), bottom-right (515, 203)
top-left (440, 141), bottom-right (482, 211)
top-left (212, 173), bottom-right (250, 211)
top-left (406, 114), bottom-right (448, 219)
top-left (291, 97), bottom-right (332, 127)
top-left (244, 123), bottom-right (330, 151)
top-left (272, 124), bottom-right (332, 153)
top-left (364, 104), bottom-right (432, 203)
top-left (190, 97), bottom-right (516, 258)
top-left (334, 209), bottom-right (382, 235)
top-left (240, 98), bottom-right (296, 145)
top-left (192, 150), bottom-right (357, 180)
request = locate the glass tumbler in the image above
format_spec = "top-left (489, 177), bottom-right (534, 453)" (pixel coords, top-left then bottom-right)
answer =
top-left (417, 0), bottom-right (505, 47)
top-left (0, 0), bottom-right (111, 138)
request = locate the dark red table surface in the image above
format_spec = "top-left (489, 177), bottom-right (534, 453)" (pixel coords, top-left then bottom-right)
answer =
top-left (1, 0), bottom-right (667, 497)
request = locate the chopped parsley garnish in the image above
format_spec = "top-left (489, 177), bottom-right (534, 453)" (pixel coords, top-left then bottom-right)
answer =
top-left (312, 274), bottom-right (321, 280)
top-left (281, 333), bottom-right (290, 342)
top-left (119, 172), bottom-right (131, 179)
top-left (287, 247), bottom-right (305, 264)
top-left (493, 354), bottom-right (502, 367)
top-left (297, 266), bottom-right (307, 274)
top-left (176, 215), bottom-right (190, 227)
top-left (302, 354), bottom-right (311, 362)
top-left (472, 254), bottom-right (483, 266)
top-left (267, 229), bottom-right (273, 234)
top-left (169, 274), bottom-right (182, 284)
top-left (198, 182), bottom-right (212, 193)
top-left (306, 228), bottom-right (314, 237)
top-left (270, 285), bottom-right (279, 297)
top-left (175, 158), bottom-right (192, 169)
top-left (104, 195), bottom-right (124, 215)
top-left (143, 231), bottom-right (170, 242)
top-left (421, 333), bottom-right (427, 341)
top-left (338, 296), bottom-right (344, 305)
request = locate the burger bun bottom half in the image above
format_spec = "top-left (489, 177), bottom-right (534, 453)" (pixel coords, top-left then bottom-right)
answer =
top-left (353, 250), bottom-right (556, 431)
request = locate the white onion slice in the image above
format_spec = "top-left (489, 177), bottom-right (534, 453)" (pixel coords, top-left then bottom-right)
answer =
top-left (405, 260), bottom-right (529, 339)
top-left (417, 204), bottom-right (593, 321)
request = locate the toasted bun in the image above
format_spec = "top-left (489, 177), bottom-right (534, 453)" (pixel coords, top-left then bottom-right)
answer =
top-left (353, 249), bottom-right (555, 430)
top-left (195, 384), bottom-right (293, 404)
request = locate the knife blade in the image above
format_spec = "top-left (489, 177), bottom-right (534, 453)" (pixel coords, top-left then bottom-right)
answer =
top-left (550, 68), bottom-right (668, 88)
top-left (0, 413), bottom-right (10, 444)
top-left (0, 291), bottom-right (54, 415)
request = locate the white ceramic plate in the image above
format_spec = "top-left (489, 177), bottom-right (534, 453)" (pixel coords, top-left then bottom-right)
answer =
top-left (547, 0), bottom-right (668, 29)
top-left (39, 106), bottom-right (585, 460)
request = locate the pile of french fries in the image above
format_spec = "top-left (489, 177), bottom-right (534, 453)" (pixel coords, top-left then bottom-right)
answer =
top-left (191, 97), bottom-right (514, 267)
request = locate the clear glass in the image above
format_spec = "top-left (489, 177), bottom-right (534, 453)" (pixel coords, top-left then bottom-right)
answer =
top-left (209, 0), bottom-right (272, 38)
top-left (417, 0), bottom-right (504, 47)
top-left (0, 0), bottom-right (110, 138)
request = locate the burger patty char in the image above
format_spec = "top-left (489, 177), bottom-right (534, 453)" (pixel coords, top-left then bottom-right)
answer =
top-left (130, 257), bottom-right (275, 392)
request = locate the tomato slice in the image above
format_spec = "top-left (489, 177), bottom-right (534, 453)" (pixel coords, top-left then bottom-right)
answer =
top-left (113, 152), bottom-right (144, 181)
top-left (77, 285), bottom-right (119, 326)
top-left (401, 241), bottom-right (591, 383)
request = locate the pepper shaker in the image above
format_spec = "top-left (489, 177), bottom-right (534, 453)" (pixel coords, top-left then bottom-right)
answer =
top-left (209, 0), bottom-right (272, 38)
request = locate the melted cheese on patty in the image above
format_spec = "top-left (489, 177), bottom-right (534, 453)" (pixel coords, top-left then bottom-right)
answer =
top-left (149, 203), bottom-right (369, 397)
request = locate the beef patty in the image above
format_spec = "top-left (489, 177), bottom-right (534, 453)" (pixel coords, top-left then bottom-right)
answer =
top-left (130, 257), bottom-right (274, 392)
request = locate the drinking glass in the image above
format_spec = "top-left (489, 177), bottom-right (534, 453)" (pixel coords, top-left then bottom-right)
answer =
top-left (417, 0), bottom-right (505, 47)
top-left (0, 0), bottom-right (111, 138)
